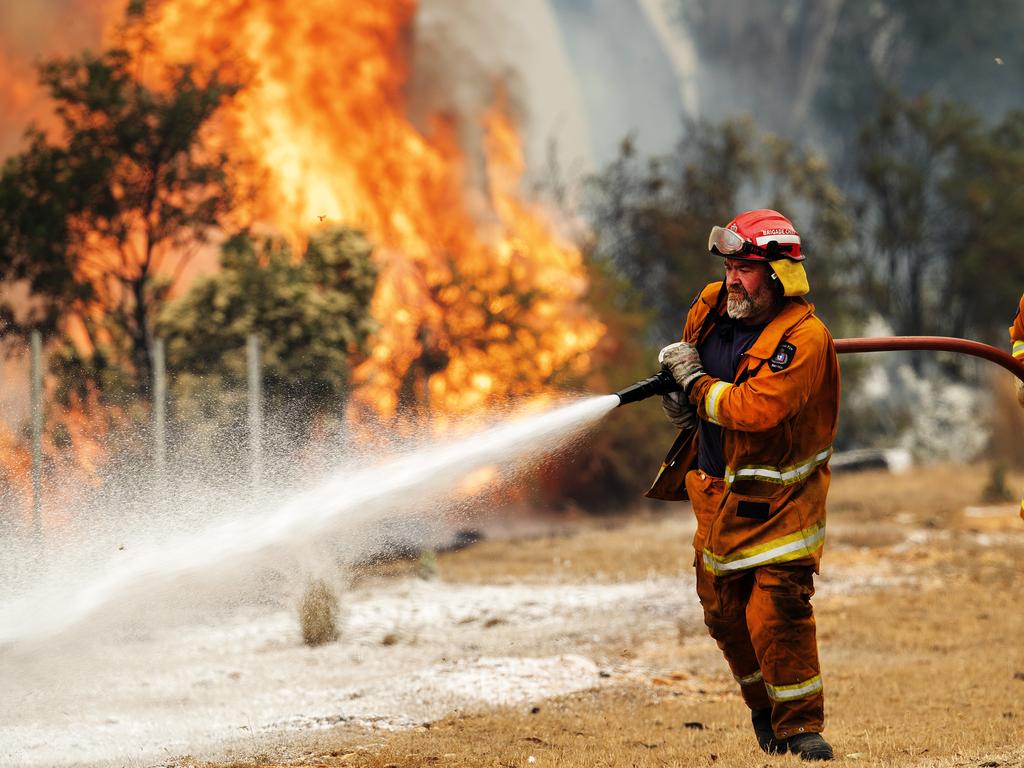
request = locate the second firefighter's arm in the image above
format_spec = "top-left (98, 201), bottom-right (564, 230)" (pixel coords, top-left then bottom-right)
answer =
top-left (1011, 294), bottom-right (1024, 359)
top-left (1012, 295), bottom-right (1024, 407)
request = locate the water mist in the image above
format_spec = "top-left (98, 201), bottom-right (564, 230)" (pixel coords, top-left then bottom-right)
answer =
top-left (0, 394), bottom-right (620, 767)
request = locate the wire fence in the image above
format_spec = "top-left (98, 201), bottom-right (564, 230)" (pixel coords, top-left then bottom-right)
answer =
top-left (8, 331), bottom-right (266, 543)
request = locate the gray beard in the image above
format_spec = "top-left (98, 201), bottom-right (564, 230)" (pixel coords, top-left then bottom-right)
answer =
top-left (726, 292), bottom-right (754, 319)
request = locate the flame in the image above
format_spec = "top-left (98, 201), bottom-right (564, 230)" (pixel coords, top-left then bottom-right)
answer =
top-left (0, 0), bottom-right (112, 157)
top-left (140, 0), bottom-right (603, 424)
top-left (0, 0), bottom-right (605, 521)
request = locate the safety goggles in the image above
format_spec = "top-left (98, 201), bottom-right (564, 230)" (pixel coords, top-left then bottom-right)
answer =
top-left (708, 225), bottom-right (802, 261)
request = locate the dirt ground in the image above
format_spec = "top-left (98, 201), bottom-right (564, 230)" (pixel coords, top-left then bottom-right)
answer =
top-left (176, 465), bottom-right (1024, 768)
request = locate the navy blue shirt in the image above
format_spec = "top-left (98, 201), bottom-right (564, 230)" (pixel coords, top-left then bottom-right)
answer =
top-left (696, 315), bottom-right (766, 477)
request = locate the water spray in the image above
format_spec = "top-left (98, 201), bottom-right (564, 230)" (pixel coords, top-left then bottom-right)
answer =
top-left (612, 335), bottom-right (1024, 406)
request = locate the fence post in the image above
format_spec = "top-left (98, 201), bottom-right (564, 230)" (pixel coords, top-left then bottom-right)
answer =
top-left (153, 338), bottom-right (167, 482)
top-left (247, 334), bottom-right (262, 494)
top-left (30, 330), bottom-right (43, 543)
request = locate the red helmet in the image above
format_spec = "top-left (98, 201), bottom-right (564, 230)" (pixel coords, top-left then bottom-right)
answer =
top-left (708, 209), bottom-right (804, 262)
top-left (708, 209), bottom-right (809, 297)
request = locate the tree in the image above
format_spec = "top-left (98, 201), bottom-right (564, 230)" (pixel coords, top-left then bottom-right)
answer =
top-left (941, 109), bottom-right (1024, 345)
top-left (852, 93), bottom-right (976, 338)
top-left (0, 133), bottom-right (83, 338)
top-left (853, 93), bottom-right (1024, 344)
top-left (0, 35), bottom-right (240, 400)
top-left (158, 227), bottom-right (377, 432)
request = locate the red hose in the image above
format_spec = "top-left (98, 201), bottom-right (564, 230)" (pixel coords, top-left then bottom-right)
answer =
top-left (834, 336), bottom-right (1024, 382)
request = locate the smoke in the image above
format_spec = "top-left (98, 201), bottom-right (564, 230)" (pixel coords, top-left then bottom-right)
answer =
top-left (635, 0), bottom-right (700, 117)
top-left (547, 0), bottom-right (689, 163)
top-left (409, 0), bottom-right (595, 190)
top-left (409, 0), bottom-right (703, 185)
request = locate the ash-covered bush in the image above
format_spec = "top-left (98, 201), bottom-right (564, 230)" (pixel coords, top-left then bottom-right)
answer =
top-left (298, 578), bottom-right (340, 647)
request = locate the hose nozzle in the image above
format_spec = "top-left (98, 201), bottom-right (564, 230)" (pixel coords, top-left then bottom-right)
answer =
top-left (613, 369), bottom-right (681, 406)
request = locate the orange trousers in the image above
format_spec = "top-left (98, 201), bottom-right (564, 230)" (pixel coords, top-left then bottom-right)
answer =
top-left (689, 472), bottom-right (824, 739)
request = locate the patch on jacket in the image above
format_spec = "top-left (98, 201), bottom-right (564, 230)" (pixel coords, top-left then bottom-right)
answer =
top-left (768, 341), bottom-right (796, 372)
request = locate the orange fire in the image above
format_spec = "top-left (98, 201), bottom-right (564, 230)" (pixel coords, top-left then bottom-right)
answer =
top-left (1, 0), bottom-right (605, 525)
top-left (139, 0), bottom-right (603, 424)
top-left (0, 0), bottom-right (111, 157)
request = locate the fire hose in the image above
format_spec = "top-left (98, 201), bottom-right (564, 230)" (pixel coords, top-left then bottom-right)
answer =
top-left (614, 336), bottom-right (1024, 405)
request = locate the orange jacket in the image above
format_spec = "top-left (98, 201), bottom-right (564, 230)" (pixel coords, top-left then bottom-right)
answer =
top-left (1012, 293), bottom-right (1024, 359)
top-left (647, 281), bottom-right (840, 573)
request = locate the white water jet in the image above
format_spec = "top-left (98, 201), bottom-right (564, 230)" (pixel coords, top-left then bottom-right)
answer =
top-left (0, 395), bottom-right (618, 649)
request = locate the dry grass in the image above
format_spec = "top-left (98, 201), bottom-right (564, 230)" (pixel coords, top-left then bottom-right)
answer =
top-left (826, 463), bottom-right (1023, 526)
top-left (190, 464), bottom-right (1024, 768)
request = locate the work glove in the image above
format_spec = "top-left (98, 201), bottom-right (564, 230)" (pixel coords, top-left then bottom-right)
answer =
top-left (1016, 377), bottom-right (1024, 408)
top-left (661, 391), bottom-right (696, 431)
top-left (659, 341), bottom-right (707, 396)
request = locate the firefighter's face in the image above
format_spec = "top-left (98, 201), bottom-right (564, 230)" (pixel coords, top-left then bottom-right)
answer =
top-left (724, 259), bottom-right (775, 320)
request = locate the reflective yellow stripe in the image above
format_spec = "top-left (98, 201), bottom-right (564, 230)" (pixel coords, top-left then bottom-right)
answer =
top-left (766, 674), bottom-right (823, 702)
top-left (725, 447), bottom-right (832, 487)
top-left (1014, 340), bottom-right (1024, 358)
top-left (703, 521), bottom-right (826, 574)
top-left (704, 381), bottom-right (731, 425)
top-left (734, 669), bottom-right (763, 686)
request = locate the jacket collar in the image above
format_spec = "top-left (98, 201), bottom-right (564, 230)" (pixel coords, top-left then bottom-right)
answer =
top-left (745, 298), bottom-right (814, 359)
top-left (700, 281), bottom-right (815, 360)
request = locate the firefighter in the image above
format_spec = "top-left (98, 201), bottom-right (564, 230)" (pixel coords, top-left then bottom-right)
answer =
top-left (1012, 293), bottom-right (1024, 408)
top-left (649, 210), bottom-right (839, 761)
top-left (1012, 293), bottom-right (1024, 519)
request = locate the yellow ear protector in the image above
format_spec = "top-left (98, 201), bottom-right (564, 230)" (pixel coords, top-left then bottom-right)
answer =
top-left (769, 258), bottom-right (810, 297)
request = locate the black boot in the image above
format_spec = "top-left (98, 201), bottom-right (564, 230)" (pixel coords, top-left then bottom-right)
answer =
top-left (751, 708), bottom-right (787, 754)
top-left (787, 732), bottom-right (834, 761)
